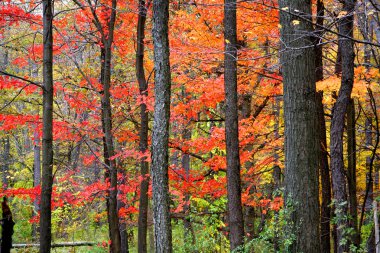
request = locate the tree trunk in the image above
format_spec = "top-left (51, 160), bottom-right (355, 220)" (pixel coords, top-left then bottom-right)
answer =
top-left (99, 1), bottom-right (122, 252)
top-left (365, 117), bottom-right (374, 212)
top-left (330, 0), bottom-right (356, 250)
top-left (347, 98), bottom-right (359, 246)
top-left (136, 1), bottom-right (150, 252)
top-left (182, 127), bottom-right (196, 248)
top-left (39, 0), bottom-right (54, 252)
top-left (279, 0), bottom-right (320, 251)
top-left (151, 0), bottom-right (172, 250)
top-left (314, 3), bottom-right (332, 249)
top-left (224, 0), bottom-right (244, 250)
top-left (2, 137), bottom-right (10, 189)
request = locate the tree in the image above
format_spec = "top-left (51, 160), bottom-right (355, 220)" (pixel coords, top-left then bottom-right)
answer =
top-left (136, 0), bottom-right (150, 252)
top-left (39, 0), bottom-right (54, 252)
top-left (151, 0), bottom-right (172, 251)
top-left (99, 0), bottom-right (122, 250)
top-left (330, 0), bottom-right (356, 250)
top-left (314, 1), bottom-right (332, 250)
top-left (279, 0), bottom-right (321, 251)
top-left (224, 0), bottom-right (244, 249)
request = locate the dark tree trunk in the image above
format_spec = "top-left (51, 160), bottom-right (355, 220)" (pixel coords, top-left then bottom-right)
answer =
top-left (151, 0), bottom-right (172, 250)
top-left (347, 98), bottom-right (359, 246)
top-left (314, 2), bottom-right (332, 250)
top-left (182, 127), bottom-right (196, 247)
top-left (101, 14), bottom-right (122, 253)
top-left (117, 173), bottom-right (128, 253)
top-left (1, 198), bottom-right (14, 253)
top-left (272, 95), bottom-right (281, 252)
top-left (330, 0), bottom-right (356, 251)
top-left (136, 1), bottom-right (150, 252)
top-left (367, 227), bottom-right (376, 253)
top-left (40, 0), bottom-right (54, 252)
top-left (2, 137), bottom-right (9, 188)
top-left (365, 117), bottom-right (373, 212)
top-left (279, 0), bottom-right (320, 251)
top-left (99, 1), bottom-right (122, 252)
top-left (224, 0), bottom-right (244, 250)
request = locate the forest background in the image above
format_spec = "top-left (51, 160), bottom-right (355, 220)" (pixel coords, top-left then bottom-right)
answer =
top-left (0, 0), bottom-right (380, 252)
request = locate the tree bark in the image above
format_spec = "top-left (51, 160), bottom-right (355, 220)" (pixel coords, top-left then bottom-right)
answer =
top-left (224, 0), bottom-right (244, 250)
top-left (39, 0), bottom-right (54, 252)
top-left (314, 2), bottom-right (332, 250)
top-left (330, 0), bottom-right (356, 250)
top-left (279, 0), bottom-right (320, 251)
top-left (347, 98), bottom-right (359, 247)
top-left (151, 0), bottom-right (172, 251)
top-left (99, 1), bottom-right (122, 252)
top-left (136, 1), bottom-right (150, 252)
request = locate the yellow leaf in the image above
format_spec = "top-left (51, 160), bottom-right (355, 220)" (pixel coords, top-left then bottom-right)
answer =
top-left (292, 20), bottom-right (300, 25)
top-left (225, 39), bottom-right (230, 44)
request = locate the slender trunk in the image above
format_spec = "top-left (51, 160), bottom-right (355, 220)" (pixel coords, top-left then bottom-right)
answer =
top-left (151, 0), bottom-right (172, 250)
top-left (365, 117), bottom-right (374, 212)
top-left (279, 0), bottom-right (320, 250)
top-left (314, 3), bottom-right (332, 249)
top-left (272, 96), bottom-right (281, 252)
top-left (330, 0), bottom-right (356, 250)
top-left (2, 137), bottom-right (9, 189)
top-left (136, 1), bottom-right (150, 252)
top-left (99, 1), bottom-right (122, 251)
top-left (118, 183), bottom-right (128, 253)
top-left (39, 0), bottom-right (54, 252)
top-left (182, 127), bottom-right (195, 247)
top-left (347, 99), bottom-right (359, 246)
top-left (32, 128), bottom-right (41, 240)
top-left (224, 0), bottom-right (244, 249)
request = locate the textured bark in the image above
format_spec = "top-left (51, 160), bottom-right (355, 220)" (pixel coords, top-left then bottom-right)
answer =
top-left (330, 0), bottom-right (355, 250)
top-left (279, 0), bottom-right (320, 251)
top-left (224, 0), bottom-right (244, 250)
top-left (151, 0), bottom-right (172, 250)
top-left (101, 9), bottom-right (122, 253)
top-left (347, 99), bottom-right (359, 246)
top-left (97, 1), bottom-right (122, 252)
top-left (314, 3), bottom-right (332, 250)
top-left (136, 1), bottom-right (149, 252)
top-left (315, 8), bottom-right (332, 249)
top-left (39, 0), bottom-right (54, 252)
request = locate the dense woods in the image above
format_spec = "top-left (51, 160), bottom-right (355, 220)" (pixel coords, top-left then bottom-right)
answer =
top-left (1, 0), bottom-right (380, 252)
